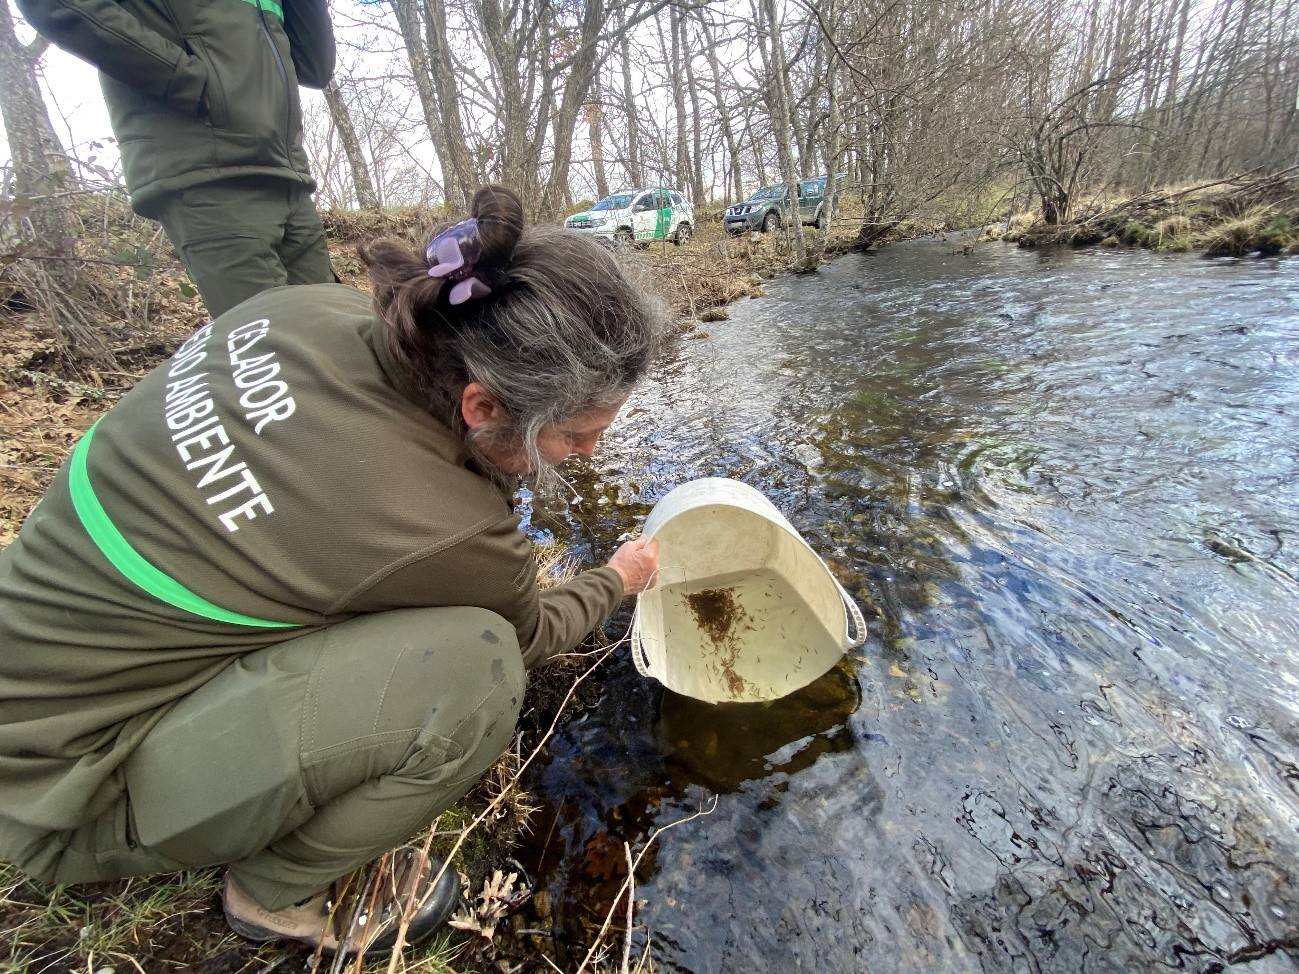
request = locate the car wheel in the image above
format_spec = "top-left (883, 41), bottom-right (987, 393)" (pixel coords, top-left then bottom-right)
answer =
top-left (614, 227), bottom-right (634, 247)
top-left (673, 222), bottom-right (693, 246)
top-left (762, 211), bottom-right (781, 233)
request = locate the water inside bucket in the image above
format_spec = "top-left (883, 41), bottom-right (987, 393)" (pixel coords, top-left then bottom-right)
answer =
top-left (654, 567), bottom-right (837, 701)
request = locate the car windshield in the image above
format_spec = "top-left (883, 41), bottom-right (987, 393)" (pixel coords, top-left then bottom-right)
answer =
top-left (592, 194), bottom-right (634, 211)
top-left (748, 185), bottom-right (786, 201)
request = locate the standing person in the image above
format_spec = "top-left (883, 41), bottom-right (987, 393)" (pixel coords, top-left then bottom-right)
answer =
top-left (0, 186), bottom-right (664, 957)
top-left (16, 0), bottom-right (338, 317)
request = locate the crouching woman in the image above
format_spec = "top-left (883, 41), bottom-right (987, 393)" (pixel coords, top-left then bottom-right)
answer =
top-left (0, 186), bottom-right (663, 956)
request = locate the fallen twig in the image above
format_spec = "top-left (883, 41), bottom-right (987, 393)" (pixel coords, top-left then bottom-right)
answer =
top-left (573, 796), bottom-right (720, 974)
top-left (383, 633), bottom-right (629, 973)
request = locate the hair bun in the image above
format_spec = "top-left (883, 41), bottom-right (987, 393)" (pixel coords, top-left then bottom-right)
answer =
top-left (471, 185), bottom-right (525, 268)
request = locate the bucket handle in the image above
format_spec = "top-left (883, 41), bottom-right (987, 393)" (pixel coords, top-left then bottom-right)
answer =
top-left (831, 572), bottom-right (868, 649)
top-left (630, 604), bottom-right (655, 678)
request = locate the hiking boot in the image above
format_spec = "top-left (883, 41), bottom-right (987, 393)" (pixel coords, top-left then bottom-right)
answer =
top-left (222, 846), bottom-right (461, 957)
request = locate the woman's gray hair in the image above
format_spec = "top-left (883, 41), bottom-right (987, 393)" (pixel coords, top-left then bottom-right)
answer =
top-left (360, 185), bottom-right (667, 482)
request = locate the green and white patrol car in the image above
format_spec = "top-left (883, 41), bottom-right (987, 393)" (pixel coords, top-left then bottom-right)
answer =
top-left (564, 188), bottom-right (694, 246)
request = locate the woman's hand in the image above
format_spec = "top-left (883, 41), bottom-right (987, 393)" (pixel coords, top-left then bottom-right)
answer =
top-left (607, 536), bottom-right (660, 596)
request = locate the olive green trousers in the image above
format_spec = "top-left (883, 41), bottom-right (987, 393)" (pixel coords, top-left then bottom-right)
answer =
top-left (156, 176), bottom-right (335, 319)
top-left (4, 607), bottom-right (524, 911)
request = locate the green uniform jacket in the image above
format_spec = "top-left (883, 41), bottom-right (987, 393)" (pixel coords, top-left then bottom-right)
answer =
top-left (15, 0), bottom-right (334, 216)
top-left (0, 285), bottom-right (623, 833)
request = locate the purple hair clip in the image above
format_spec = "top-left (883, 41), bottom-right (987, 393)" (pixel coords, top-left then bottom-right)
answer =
top-left (426, 217), bottom-right (492, 305)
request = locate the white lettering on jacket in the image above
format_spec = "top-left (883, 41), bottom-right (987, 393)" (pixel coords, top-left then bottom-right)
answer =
top-left (159, 322), bottom-right (277, 533)
top-left (228, 319), bottom-right (296, 434)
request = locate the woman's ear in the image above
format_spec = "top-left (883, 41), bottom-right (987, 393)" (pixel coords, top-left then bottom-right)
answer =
top-left (461, 382), bottom-right (505, 432)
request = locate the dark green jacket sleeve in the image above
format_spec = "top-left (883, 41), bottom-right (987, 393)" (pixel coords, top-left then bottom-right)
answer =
top-left (283, 0), bottom-right (335, 88)
top-left (15, 0), bottom-right (208, 115)
top-left (336, 516), bottom-right (625, 669)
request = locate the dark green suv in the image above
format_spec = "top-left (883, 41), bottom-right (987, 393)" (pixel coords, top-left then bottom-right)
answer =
top-left (724, 176), bottom-right (837, 235)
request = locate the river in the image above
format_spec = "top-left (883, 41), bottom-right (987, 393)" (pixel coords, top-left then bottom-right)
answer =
top-left (518, 238), bottom-right (1299, 972)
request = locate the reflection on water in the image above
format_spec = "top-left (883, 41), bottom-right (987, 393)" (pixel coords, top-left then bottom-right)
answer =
top-left (520, 241), bottom-right (1299, 972)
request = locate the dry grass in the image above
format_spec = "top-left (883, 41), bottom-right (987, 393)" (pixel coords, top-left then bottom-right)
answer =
top-left (1151, 214), bottom-right (1193, 252)
top-left (996, 171), bottom-right (1299, 254)
top-left (1197, 205), bottom-right (1275, 256)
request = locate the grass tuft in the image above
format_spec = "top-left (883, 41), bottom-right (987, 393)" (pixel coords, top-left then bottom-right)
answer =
top-left (1198, 205), bottom-right (1274, 256)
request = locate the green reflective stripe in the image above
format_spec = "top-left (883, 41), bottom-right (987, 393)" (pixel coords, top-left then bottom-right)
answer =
top-left (70, 420), bottom-right (300, 629)
top-left (239, 0), bottom-right (283, 20)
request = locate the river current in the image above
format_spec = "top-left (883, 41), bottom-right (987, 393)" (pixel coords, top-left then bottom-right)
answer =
top-left (519, 239), bottom-right (1299, 972)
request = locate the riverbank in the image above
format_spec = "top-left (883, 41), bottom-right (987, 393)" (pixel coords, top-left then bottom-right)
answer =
top-left (0, 195), bottom-right (864, 546)
top-left (982, 169), bottom-right (1299, 256)
top-left (0, 196), bottom-right (857, 971)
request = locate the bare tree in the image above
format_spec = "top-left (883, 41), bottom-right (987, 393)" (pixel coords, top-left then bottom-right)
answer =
top-left (618, 13), bottom-right (646, 187)
top-left (323, 79), bottom-right (380, 210)
top-left (757, 0), bottom-right (807, 263)
top-left (0, 0), bottom-right (73, 250)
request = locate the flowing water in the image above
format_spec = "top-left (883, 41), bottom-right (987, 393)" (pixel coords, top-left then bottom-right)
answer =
top-left (519, 239), bottom-right (1299, 972)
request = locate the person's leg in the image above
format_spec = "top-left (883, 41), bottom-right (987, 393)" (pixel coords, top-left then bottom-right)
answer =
top-left (278, 185), bottom-right (335, 287)
top-left (8, 606), bottom-right (523, 909)
top-left (224, 606), bottom-right (524, 909)
top-left (155, 178), bottom-right (292, 318)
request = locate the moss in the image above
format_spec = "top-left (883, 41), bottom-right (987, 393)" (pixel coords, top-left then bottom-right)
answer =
top-left (1255, 214), bottom-right (1294, 255)
top-left (1068, 227), bottom-right (1106, 246)
top-left (1118, 220), bottom-right (1153, 246)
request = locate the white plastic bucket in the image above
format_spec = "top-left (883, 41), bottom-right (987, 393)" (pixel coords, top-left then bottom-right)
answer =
top-left (631, 478), bottom-right (866, 703)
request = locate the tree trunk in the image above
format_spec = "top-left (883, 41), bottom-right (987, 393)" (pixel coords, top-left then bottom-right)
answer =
top-left (422, 0), bottom-right (476, 205)
top-left (474, 0), bottom-right (531, 195)
top-left (816, 7), bottom-right (841, 260)
top-left (619, 15), bottom-right (644, 187)
top-left (539, 0), bottom-right (607, 215)
top-left (387, 0), bottom-right (455, 203)
top-left (588, 89), bottom-right (610, 199)
top-left (667, 4), bottom-right (690, 192)
top-left (682, 13), bottom-right (706, 202)
top-left (700, 14), bottom-right (743, 201)
top-left (758, 0), bottom-right (806, 265)
top-left (800, 35), bottom-right (826, 173)
top-left (322, 80), bottom-right (379, 210)
top-left (0, 1), bottom-right (72, 253)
